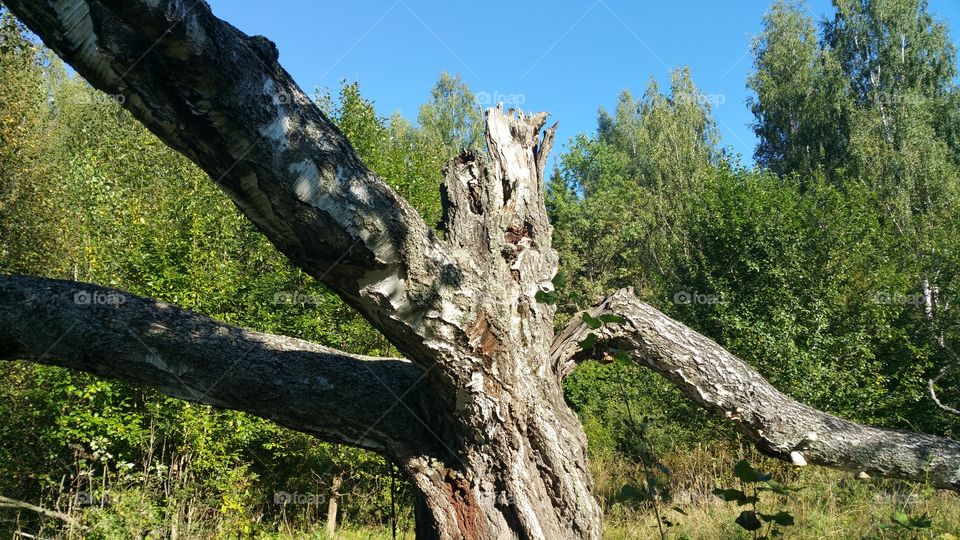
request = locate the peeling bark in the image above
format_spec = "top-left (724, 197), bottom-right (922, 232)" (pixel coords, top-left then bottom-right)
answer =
top-left (552, 288), bottom-right (960, 491)
top-left (410, 106), bottom-right (600, 539)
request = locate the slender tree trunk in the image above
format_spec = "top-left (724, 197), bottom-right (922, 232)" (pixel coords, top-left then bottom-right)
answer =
top-left (326, 472), bottom-right (342, 538)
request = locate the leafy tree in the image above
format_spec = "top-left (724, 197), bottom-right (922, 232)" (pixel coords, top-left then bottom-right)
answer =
top-left (549, 68), bottom-right (719, 309)
top-left (748, 0), bottom-right (851, 180)
top-left (416, 72), bottom-right (484, 157)
top-left (0, 12), bottom-right (62, 274)
top-left (748, 0), bottom-right (960, 423)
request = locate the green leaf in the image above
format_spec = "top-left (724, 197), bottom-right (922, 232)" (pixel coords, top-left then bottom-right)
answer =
top-left (551, 273), bottom-right (567, 289)
top-left (890, 512), bottom-right (932, 530)
top-left (613, 350), bottom-right (632, 364)
top-left (646, 476), bottom-right (658, 497)
top-left (581, 312), bottom-right (602, 329)
top-left (735, 510), bottom-right (763, 531)
top-left (599, 314), bottom-right (626, 324)
top-left (577, 333), bottom-right (598, 350)
top-left (733, 460), bottom-right (772, 483)
top-left (891, 511), bottom-right (911, 527)
top-left (534, 290), bottom-right (557, 304)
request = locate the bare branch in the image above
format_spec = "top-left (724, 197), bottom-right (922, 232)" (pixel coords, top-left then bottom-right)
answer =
top-left (0, 275), bottom-right (448, 460)
top-left (929, 365), bottom-right (960, 415)
top-left (0, 495), bottom-right (82, 528)
top-left (553, 288), bottom-right (960, 491)
top-left (2, 0), bottom-right (457, 363)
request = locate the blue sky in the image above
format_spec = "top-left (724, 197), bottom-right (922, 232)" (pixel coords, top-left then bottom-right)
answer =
top-left (207, 0), bottom-right (960, 166)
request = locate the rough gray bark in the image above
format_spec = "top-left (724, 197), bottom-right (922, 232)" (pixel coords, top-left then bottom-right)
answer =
top-left (552, 288), bottom-right (960, 491)
top-left (2, 0), bottom-right (959, 538)
top-left (0, 275), bottom-right (445, 460)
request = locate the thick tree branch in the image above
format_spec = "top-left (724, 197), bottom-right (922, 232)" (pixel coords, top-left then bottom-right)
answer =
top-left (0, 275), bottom-right (448, 460)
top-left (2, 0), bottom-right (458, 365)
top-left (552, 288), bottom-right (960, 491)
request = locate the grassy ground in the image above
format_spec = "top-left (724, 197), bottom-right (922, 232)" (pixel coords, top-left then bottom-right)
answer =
top-left (596, 444), bottom-right (960, 539)
top-left (258, 445), bottom-right (960, 539)
top-left (603, 486), bottom-right (960, 539)
top-left (9, 445), bottom-right (959, 538)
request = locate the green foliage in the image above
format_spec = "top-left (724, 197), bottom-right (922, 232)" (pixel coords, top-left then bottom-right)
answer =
top-left (749, 0), bottom-right (851, 178)
top-left (0, 12), bottom-right (64, 273)
top-left (556, 0), bottom-right (960, 451)
top-left (886, 510), bottom-right (933, 531)
top-left (713, 460), bottom-right (799, 539)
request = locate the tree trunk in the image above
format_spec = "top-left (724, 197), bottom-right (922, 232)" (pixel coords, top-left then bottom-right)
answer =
top-left (326, 472), bottom-right (342, 538)
top-left (383, 107), bottom-right (601, 538)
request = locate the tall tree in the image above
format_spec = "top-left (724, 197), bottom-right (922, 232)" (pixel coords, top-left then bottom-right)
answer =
top-left (751, 0), bottom-right (960, 419)
top-left (826, 0), bottom-right (960, 417)
top-left (2, 3), bottom-right (959, 538)
top-left (749, 0), bottom-right (850, 179)
top-left (417, 72), bottom-right (484, 158)
top-left (550, 69), bottom-right (718, 305)
top-left (825, 0), bottom-right (956, 108)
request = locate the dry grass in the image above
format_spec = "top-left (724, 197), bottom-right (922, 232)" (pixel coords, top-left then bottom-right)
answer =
top-left (266, 447), bottom-right (960, 538)
top-left (15, 445), bottom-right (959, 538)
top-left (596, 444), bottom-right (960, 539)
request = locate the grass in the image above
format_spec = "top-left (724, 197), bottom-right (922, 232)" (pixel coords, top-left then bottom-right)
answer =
top-left (224, 446), bottom-right (960, 539)
top-left (7, 445), bottom-right (959, 539)
top-left (596, 444), bottom-right (960, 539)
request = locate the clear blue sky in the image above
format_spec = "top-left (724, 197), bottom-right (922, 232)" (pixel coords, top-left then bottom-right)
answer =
top-left (208, 0), bottom-right (960, 166)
